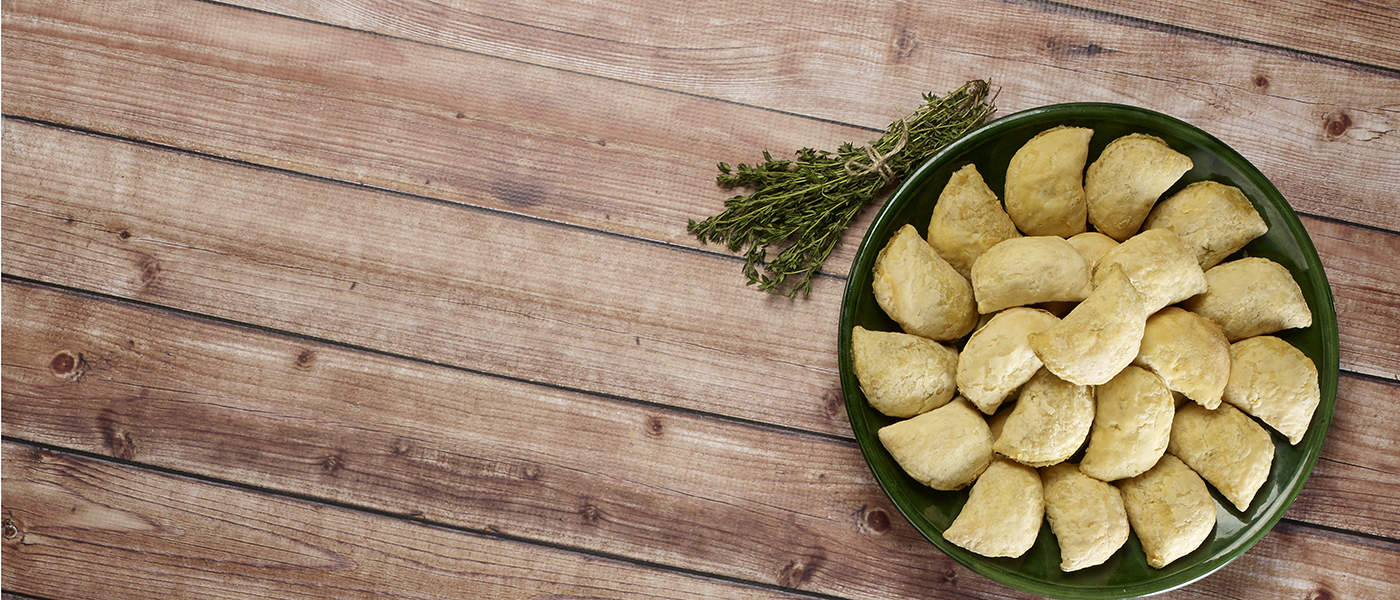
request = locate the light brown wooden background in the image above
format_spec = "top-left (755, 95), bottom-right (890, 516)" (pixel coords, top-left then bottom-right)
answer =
top-left (3, 1), bottom-right (1397, 598)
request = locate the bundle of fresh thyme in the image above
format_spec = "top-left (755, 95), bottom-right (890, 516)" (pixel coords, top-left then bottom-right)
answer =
top-left (688, 80), bottom-right (996, 297)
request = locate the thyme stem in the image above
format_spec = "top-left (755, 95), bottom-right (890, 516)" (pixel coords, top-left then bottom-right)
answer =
top-left (688, 80), bottom-right (996, 297)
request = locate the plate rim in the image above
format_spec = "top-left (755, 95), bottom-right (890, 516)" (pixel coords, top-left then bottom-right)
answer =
top-left (836, 102), bottom-right (1340, 599)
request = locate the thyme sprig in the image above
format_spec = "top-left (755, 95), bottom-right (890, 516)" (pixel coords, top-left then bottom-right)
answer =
top-left (688, 80), bottom-right (995, 297)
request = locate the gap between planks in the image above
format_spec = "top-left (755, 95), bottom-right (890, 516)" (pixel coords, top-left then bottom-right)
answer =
top-left (3, 113), bottom-right (1396, 388)
top-left (0, 270), bottom-right (849, 448)
top-left (3, 274), bottom-right (1396, 541)
top-left (1047, 0), bottom-right (1400, 71)
top-left (0, 439), bottom-right (849, 600)
top-left (6, 0), bottom-right (1398, 244)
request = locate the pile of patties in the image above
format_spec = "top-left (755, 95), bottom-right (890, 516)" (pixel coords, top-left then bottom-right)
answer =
top-left (853, 126), bottom-right (1321, 571)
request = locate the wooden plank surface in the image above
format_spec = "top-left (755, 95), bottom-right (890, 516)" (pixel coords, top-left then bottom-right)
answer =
top-left (5, 441), bottom-right (1396, 600)
top-left (4, 0), bottom-right (1398, 598)
top-left (0, 279), bottom-right (1009, 600)
top-left (1063, 0), bottom-right (1400, 69)
top-left (3, 278), bottom-right (1395, 600)
top-left (4, 0), bottom-right (1398, 268)
top-left (226, 0), bottom-right (1400, 231)
top-left (0, 442), bottom-right (810, 600)
top-left (4, 118), bottom-right (1396, 463)
top-left (0, 117), bottom-right (847, 436)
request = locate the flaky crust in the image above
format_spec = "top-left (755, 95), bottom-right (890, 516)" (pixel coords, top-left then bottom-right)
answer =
top-left (1134, 308), bottom-right (1230, 409)
top-left (1093, 229), bottom-right (1207, 314)
top-left (872, 224), bottom-right (979, 340)
top-left (1185, 257), bottom-right (1312, 341)
top-left (1143, 180), bottom-right (1267, 269)
top-left (992, 369), bottom-right (1095, 467)
top-left (943, 458), bottom-right (1044, 558)
top-left (1029, 266), bottom-right (1148, 385)
top-left (929, 163), bottom-right (1021, 279)
top-left (1042, 463), bottom-right (1130, 571)
top-left (971, 236), bottom-right (1093, 314)
top-left (955, 308), bottom-right (1061, 414)
top-left (1080, 366), bottom-right (1174, 481)
top-left (1169, 403), bottom-right (1273, 511)
top-left (851, 326), bottom-right (959, 417)
top-left (878, 398), bottom-right (993, 490)
top-left (1222, 336), bottom-right (1320, 445)
top-left (1085, 133), bottom-right (1193, 241)
top-left (1117, 454), bottom-right (1216, 569)
top-left (1004, 126), bottom-right (1094, 237)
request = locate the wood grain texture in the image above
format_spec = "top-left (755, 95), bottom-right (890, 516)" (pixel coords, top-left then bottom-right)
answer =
top-left (0, 280), bottom-right (1016, 600)
top-left (1063, 0), bottom-right (1400, 70)
top-left (2, 0), bottom-right (1397, 284)
top-left (0, 117), bottom-right (848, 437)
top-left (4, 117), bottom-right (1396, 457)
top-left (0, 442), bottom-right (811, 600)
top-left (3, 282), bottom-right (1395, 598)
top-left (1300, 218), bottom-right (1400, 381)
top-left (1291, 375), bottom-right (1400, 538)
top-left (227, 0), bottom-right (1400, 231)
top-left (0, 0), bottom-right (872, 275)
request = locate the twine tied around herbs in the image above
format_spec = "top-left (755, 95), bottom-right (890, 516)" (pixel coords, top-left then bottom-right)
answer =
top-left (843, 117), bottom-right (909, 182)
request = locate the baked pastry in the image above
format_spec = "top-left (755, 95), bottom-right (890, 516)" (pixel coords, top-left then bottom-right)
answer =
top-left (1118, 454), bottom-right (1216, 569)
top-left (1067, 232), bottom-right (1120, 271)
top-left (970, 236), bottom-right (1093, 313)
top-left (955, 307), bottom-right (1061, 414)
top-left (1169, 403), bottom-right (1274, 511)
top-left (851, 326), bottom-right (958, 417)
top-left (943, 457), bottom-right (1045, 558)
top-left (1093, 229), bottom-right (1207, 314)
top-left (1080, 366), bottom-right (1174, 481)
top-left (1185, 257), bottom-right (1312, 341)
top-left (1222, 336), bottom-right (1320, 445)
top-left (878, 398), bottom-right (993, 490)
top-left (1041, 463), bottom-right (1130, 571)
top-left (1085, 133), bottom-right (1193, 241)
top-left (928, 163), bottom-right (1021, 278)
top-left (872, 224), bottom-right (979, 340)
top-left (992, 369), bottom-right (1095, 467)
top-left (1143, 181), bottom-right (1267, 269)
top-left (1029, 265), bottom-right (1148, 385)
top-left (1004, 125), bottom-right (1094, 237)
top-left (1133, 308), bottom-right (1231, 409)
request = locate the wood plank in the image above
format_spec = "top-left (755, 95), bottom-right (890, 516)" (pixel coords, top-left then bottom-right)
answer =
top-left (1063, 0), bottom-right (1400, 70)
top-left (1300, 218), bottom-right (1400, 381)
top-left (0, 0), bottom-right (871, 276)
top-left (220, 0), bottom-right (1400, 231)
top-left (4, 449), bottom-right (1395, 600)
top-left (1288, 374), bottom-right (1400, 538)
top-left (0, 118), bottom-right (849, 437)
top-left (4, 112), bottom-right (1396, 432)
top-left (0, 442), bottom-right (810, 600)
top-left (1184, 522), bottom-right (1400, 599)
top-left (0, 280), bottom-right (1018, 600)
top-left (2, 0), bottom-right (1398, 279)
top-left (3, 283), bottom-right (1396, 598)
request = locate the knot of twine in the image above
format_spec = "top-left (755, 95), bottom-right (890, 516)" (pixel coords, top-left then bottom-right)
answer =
top-left (844, 117), bottom-right (909, 182)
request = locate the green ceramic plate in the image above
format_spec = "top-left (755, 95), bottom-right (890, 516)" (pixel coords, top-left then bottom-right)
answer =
top-left (837, 103), bottom-right (1339, 599)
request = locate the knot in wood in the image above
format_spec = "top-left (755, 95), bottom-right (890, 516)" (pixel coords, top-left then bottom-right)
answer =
top-left (578, 502), bottom-right (601, 524)
top-left (1324, 110), bottom-right (1352, 140)
top-left (50, 350), bottom-right (85, 380)
top-left (776, 551), bottom-right (826, 588)
top-left (294, 349), bottom-right (317, 370)
top-left (863, 507), bottom-right (890, 533)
